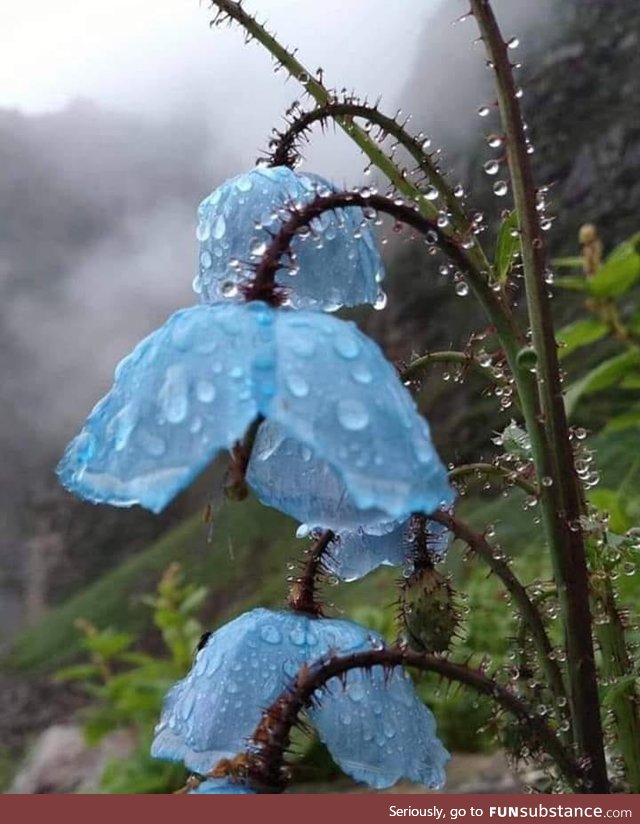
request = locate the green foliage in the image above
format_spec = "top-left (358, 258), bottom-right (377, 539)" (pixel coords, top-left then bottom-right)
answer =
top-left (53, 563), bottom-right (203, 792)
top-left (557, 318), bottom-right (608, 359)
top-left (494, 211), bottom-right (520, 284)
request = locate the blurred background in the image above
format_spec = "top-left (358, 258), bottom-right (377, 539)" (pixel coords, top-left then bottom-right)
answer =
top-left (1, 0), bottom-right (638, 793)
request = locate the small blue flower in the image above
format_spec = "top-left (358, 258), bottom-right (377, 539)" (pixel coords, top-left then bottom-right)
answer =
top-left (151, 608), bottom-right (449, 790)
top-left (58, 302), bottom-right (452, 519)
top-left (188, 779), bottom-right (255, 795)
top-left (194, 166), bottom-right (384, 311)
top-left (325, 517), bottom-right (451, 583)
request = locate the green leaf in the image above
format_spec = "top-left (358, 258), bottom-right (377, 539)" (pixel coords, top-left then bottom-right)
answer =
top-left (588, 233), bottom-right (640, 298)
top-left (602, 673), bottom-right (640, 708)
top-left (84, 629), bottom-right (134, 659)
top-left (552, 256), bottom-right (584, 269)
top-left (494, 211), bottom-right (520, 283)
top-left (589, 489), bottom-right (632, 534)
top-left (565, 348), bottom-right (640, 415)
top-left (53, 663), bottom-right (101, 683)
top-left (554, 275), bottom-right (588, 292)
top-left (557, 317), bottom-right (608, 359)
top-left (604, 406), bottom-right (640, 434)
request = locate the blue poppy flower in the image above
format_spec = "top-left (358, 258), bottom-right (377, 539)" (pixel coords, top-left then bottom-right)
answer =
top-left (58, 302), bottom-right (452, 519)
top-left (151, 608), bottom-right (449, 790)
top-left (194, 166), bottom-right (384, 311)
top-left (188, 779), bottom-right (255, 795)
top-left (325, 516), bottom-right (451, 583)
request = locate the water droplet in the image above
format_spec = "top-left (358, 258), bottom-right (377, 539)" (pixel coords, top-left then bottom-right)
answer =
top-left (289, 626), bottom-right (306, 646)
top-left (374, 289), bottom-right (388, 310)
top-left (333, 334), bottom-right (360, 360)
top-left (196, 220), bottom-right (211, 242)
top-left (236, 175), bottom-right (253, 193)
top-left (250, 238), bottom-right (267, 257)
top-left (286, 373), bottom-right (310, 398)
top-left (212, 215), bottom-right (226, 240)
top-left (351, 363), bottom-right (373, 384)
top-left (478, 105), bottom-right (492, 118)
top-left (196, 380), bottom-right (216, 403)
top-left (336, 399), bottom-right (369, 431)
top-left (487, 134), bottom-right (504, 149)
top-left (484, 159), bottom-right (500, 176)
top-left (455, 280), bottom-right (469, 297)
top-left (159, 365), bottom-right (188, 424)
top-left (507, 36), bottom-right (520, 49)
top-left (200, 250), bottom-right (213, 269)
top-left (423, 185), bottom-right (439, 201)
top-left (296, 523), bottom-right (311, 539)
top-left (493, 180), bottom-right (509, 197)
top-left (221, 281), bottom-right (239, 298)
top-left (139, 431), bottom-right (166, 457)
top-left (260, 625), bottom-right (282, 644)
top-left (541, 476), bottom-right (553, 487)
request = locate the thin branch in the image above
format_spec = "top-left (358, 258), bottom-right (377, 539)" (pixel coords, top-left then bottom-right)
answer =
top-left (470, 0), bottom-right (607, 791)
top-left (429, 510), bottom-right (568, 713)
top-left (246, 647), bottom-right (583, 792)
top-left (402, 350), bottom-right (509, 391)
top-left (448, 462), bottom-right (538, 497)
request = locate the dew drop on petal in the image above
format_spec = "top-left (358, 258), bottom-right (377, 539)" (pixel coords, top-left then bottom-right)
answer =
top-left (212, 215), bottom-right (226, 240)
top-left (285, 373), bottom-right (310, 398)
top-left (260, 624), bottom-right (282, 644)
top-left (196, 380), bottom-right (216, 404)
top-left (333, 334), bottom-right (361, 360)
top-left (336, 399), bottom-right (370, 431)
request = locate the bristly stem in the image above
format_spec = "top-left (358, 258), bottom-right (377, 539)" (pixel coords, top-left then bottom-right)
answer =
top-left (469, 0), bottom-right (607, 791)
top-left (246, 647), bottom-right (584, 792)
top-left (287, 530), bottom-right (334, 617)
top-left (430, 510), bottom-right (568, 718)
top-left (448, 461), bottom-right (538, 497)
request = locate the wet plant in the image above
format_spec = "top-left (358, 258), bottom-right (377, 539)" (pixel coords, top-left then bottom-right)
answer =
top-left (57, 0), bottom-right (640, 794)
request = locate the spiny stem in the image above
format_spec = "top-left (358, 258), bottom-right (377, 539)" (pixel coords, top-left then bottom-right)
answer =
top-left (268, 100), bottom-right (470, 230)
top-left (448, 461), bottom-right (538, 497)
top-left (248, 647), bottom-right (583, 792)
top-left (287, 530), bottom-right (334, 617)
top-left (402, 350), bottom-right (510, 391)
top-left (469, 0), bottom-right (607, 791)
top-left (430, 510), bottom-right (568, 715)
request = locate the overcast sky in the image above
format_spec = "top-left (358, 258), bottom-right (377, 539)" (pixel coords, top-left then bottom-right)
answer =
top-left (1, 1), bottom-right (441, 176)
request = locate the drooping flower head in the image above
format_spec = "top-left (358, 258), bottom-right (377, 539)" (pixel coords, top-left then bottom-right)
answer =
top-left (151, 608), bottom-right (449, 790)
top-left (58, 302), bottom-right (453, 522)
top-left (194, 166), bottom-right (384, 311)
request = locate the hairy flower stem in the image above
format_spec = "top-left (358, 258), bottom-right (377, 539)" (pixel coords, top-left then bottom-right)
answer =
top-left (402, 350), bottom-right (510, 393)
top-left (248, 647), bottom-right (584, 792)
top-left (287, 530), bottom-right (334, 617)
top-left (469, 0), bottom-right (607, 790)
top-left (448, 462), bottom-right (537, 497)
top-left (430, 510), bottom-right (568, 720)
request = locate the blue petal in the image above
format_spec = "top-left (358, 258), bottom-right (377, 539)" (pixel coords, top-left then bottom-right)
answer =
top-left (188, 780), bottom-right (255, 795)
top-left (310, 666), bottom-right (449, 790)
top-left (246, 421), bottom-right (397, 534)
top-left (264, 311), bottom-right (454, 521)
top-left (326, 518), bottom-right (452, 582)
top-left (57, 304), bottom-right (260, 513)
top-left (151, 609), bottom-right (448, 789)
top-left (195, 166), bottom-right (384, 311)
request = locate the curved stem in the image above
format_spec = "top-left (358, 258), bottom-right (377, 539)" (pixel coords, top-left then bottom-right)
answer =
top-left (430, 510), bottom-right (568, 714)
top-left (287, 530), bottom-right (334, 617)
top-left (402, 350), bottom-right (509, 389)
top-left (248, 646), bottom-right (583, 792)
top-left (269, 101), bottom-right (471, 231)
top-left (470, 0), bottom-right (607, 792)
top-left (448, 462), bottom-right (538, 497)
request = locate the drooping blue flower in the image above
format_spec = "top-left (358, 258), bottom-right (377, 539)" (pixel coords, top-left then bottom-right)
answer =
top-left (188, 779), bottom-right (255, 795)
top-left (151, 608), bottom-right (449, 790)
top-left (194, 166), bottom-right (384, 311)
top-left (324, 517), bottom-right (451, 583)
top-left (58, 302), bottom-right (453, 519)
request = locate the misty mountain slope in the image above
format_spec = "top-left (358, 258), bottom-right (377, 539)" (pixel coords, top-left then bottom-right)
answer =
top-left (0, 101), bottom-right (232, 640)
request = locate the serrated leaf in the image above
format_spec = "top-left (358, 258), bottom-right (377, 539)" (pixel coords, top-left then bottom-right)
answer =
top-left (494, 211), bottom-right (520, 283)
top-left (565, 348), bottom-right (640, 415)
top-left (557, 317), bottom-right (608, 359)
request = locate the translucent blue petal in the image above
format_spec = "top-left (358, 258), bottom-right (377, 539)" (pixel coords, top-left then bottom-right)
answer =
top-left (309, 666), bottom-right (449, 789)
top-left (188, 780), bottom-right (255, 795)
top-left (264, 311), bottom-right (454, 521)
top-left (56, 304), bottom-right (260, 513)
top-left (246, 420), bottom-right (396, 534)
top-left (326, 518), bottom-right (452, 582)
top-left (151, 608), bottom-right (448, 789)
top-left (195, 166), bottom-right (384, 311)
